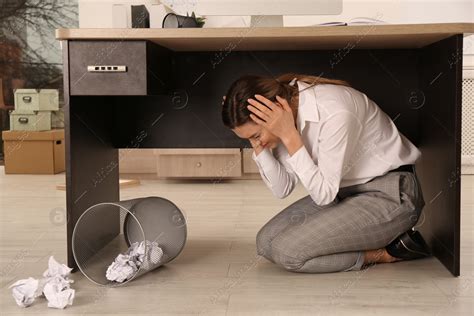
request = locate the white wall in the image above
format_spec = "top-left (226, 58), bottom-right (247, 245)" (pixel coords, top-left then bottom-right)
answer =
top-left (78, 1), bottom-right (473, 55)
top-left (283, 0), bottom-right (473, 55)
top-left (79, 0), bottom-right (473, 26)
top-left (286, 0), bottom-right (472, 25)
top-left (79, 0), bottom-right (161, 28)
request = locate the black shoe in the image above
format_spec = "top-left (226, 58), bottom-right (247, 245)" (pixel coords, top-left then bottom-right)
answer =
top-left (385, 228), bottom-right (432, 260)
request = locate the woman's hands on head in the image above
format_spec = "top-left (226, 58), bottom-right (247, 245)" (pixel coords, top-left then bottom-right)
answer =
top-left (246, 95), bottom-right (297, 143)
top-left (248, 136), bottom-right (265, 156)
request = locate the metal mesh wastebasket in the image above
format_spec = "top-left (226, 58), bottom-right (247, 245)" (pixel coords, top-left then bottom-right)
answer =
top-left (72, 196), bottom-right (187, 286)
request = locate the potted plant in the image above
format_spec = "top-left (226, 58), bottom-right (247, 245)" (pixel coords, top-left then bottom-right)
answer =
top-left (188, 11), bottom-right (206, 27)
top-left (162, 11), bottom-right (206, 28)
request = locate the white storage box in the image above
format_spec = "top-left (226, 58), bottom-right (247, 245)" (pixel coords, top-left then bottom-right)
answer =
top-left (14, 89), bottom-right (59, 111)
top-left (10, 110), bottom-right (52, 131)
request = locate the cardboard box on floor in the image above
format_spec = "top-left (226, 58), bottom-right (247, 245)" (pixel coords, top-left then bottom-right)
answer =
top-left (2, 129), bottom-right (65, 174)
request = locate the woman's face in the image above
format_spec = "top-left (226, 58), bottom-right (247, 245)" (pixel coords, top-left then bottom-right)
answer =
top-left (232, 121), bottom-right (280, 149)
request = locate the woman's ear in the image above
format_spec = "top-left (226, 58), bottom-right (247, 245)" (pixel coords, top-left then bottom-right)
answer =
top-left (276, 95), bottom-right (292, 112)
top-left (272, 98), bottom-right (283, 109)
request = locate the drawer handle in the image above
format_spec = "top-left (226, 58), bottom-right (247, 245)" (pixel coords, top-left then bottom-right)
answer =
top-left (87, 65), bottom-right (127, 73)
top-left (18, 117), bottom-right (29, 124)
top-left (196, 162), bottom-right (202, 168)
top-left (22, 96), bottom-right (32, 103)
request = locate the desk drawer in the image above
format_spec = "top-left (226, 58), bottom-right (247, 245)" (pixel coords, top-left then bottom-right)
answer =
top-left (154, 149), bottom-right (242, 178)
top-left (69, 41), bottom-right (172, 95)
top-left (242, 148), bottom-right (259, 173)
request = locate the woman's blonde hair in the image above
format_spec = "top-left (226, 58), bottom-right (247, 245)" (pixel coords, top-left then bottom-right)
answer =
top-left (222, 73), bottom-right (351, 128)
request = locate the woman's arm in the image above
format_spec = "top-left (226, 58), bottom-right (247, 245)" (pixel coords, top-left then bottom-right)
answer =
top-left (252, 146), bottom-right (299, 199)
top-left (282, 110), bottom-right (363, 206)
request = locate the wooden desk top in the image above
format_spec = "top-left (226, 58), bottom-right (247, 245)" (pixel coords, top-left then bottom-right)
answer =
top-left (56, 23), bottom-right (473, 51)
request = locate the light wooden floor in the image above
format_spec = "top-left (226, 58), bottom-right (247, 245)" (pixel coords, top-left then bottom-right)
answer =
top-left (0, 167), bottom-right (472, 315)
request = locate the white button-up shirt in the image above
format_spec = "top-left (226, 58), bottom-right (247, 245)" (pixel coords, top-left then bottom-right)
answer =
top-left (252, 79), bottom-right (422, 206)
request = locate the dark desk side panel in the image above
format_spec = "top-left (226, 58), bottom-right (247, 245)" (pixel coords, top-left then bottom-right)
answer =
top-left (418, 34), bottom-right (462, 276)
top-left (66, 96), bottom-right (120, 270)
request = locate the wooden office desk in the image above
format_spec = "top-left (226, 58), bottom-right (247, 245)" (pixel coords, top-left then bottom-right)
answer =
top-left (57, 23), bottom-right (474, 276)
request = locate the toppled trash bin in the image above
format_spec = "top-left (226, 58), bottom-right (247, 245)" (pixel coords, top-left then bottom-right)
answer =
top-left (72, 196), bottom-right (187, 286)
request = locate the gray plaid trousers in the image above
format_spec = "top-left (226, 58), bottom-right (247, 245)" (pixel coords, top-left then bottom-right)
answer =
top-left (256, 166), bottom-right (426, 273)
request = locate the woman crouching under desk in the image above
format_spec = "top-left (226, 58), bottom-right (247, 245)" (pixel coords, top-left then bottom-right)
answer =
top-left (221, 73), bottom-right (431, 273)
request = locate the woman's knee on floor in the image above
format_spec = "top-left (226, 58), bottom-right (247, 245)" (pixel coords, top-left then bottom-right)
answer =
top-left (268, 236), bottom-right (310, 272)
top-left (255, 225), bottom-right (274, 261)
top-left (255, 225), bottom-right (307, 269)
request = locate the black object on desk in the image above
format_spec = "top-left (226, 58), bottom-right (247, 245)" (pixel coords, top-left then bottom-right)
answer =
top-left (131, 5), bottom-right (150, 28)
top-left (162, 13), bottom-right (200, 28)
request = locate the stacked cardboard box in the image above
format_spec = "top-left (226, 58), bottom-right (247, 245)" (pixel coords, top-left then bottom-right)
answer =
top-left (2, 129), bottom-right (65, 174)
top-left (3, 89), bottom-right (65, 174)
